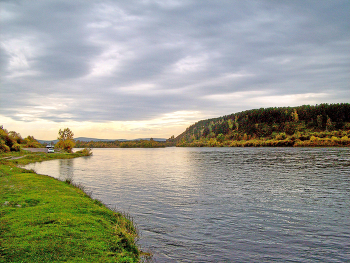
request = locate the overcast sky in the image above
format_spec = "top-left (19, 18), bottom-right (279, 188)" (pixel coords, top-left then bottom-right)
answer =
top-left (1, 0), bottom-right (349, 140)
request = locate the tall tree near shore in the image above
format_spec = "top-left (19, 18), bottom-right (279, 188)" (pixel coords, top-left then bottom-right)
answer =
top-left (56, 128), bottom-right (75, 153)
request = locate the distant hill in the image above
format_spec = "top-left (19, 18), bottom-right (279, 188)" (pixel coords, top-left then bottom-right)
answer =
top-left (75, 137), bottom-right (124, 142)
top-left (134, 138), bottom-right (166, 142)
top-left (173, 103), bottom-right (350, 147)
top-left (38, 137), bottom-right (166, 145)
top-left (37, 139), bottom-right (59, 145)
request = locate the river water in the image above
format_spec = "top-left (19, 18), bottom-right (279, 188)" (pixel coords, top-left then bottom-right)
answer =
top-left (24, 147), bottom-right (350, 262)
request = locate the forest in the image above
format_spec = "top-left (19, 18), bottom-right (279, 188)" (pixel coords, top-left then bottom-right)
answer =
top-left (75, 138), bottom-right (170, 148)
top-left (174, 103), bottom-right (350, 147)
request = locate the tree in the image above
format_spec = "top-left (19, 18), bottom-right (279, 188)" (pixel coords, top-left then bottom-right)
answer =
top-left (326, 116), bottom-right (334, 131)
top-left (202, 127), bottom-right (210, 137)
top-left (23, 136), bottom-right (42, 148)
top-left (317, 114), bottom-right (323, 129)
top-left (217, 133), bottom-right (225, 143)
top-left (56, 128), bottom-right (75, 153)
top-left (9, 131), bottom-right (23, 144)
top-left (214, 121), bottom-right (229, 136)
top-left (0, 126), bottom-right (21, 152)
top-left (291, 109), bottom-right (299, 122)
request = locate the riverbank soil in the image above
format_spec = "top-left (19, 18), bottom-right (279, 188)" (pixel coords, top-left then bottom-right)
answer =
top-left (0, 153), bottom-right (140, 263)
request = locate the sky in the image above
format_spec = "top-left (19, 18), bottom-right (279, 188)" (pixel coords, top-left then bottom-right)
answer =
top-left (1, 0), bottom-right (349, 140)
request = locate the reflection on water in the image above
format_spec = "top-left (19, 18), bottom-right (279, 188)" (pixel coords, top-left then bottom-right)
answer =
top-left (58, 159), bottom-right (74, 181)
top-left (24, 147), bottom-right (350, 262)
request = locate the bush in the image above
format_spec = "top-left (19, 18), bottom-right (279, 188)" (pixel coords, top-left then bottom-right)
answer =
top-left (0, 140), bottom-right (10, 153)
top-left (23, 136), bottom-right (42, 148)
top-left (275, 132), bottom-right (287, 140)
top-left (217, 133), bottom-right (225, 143)
top-left (0, 127), bottom-right (21, 152)
top-left (340, 136), bottom-right (350, 146)
top-left (208, 138), bottom-right (220, 147)
top-left (75, 148), bottom-right (93, 156)
top-left (11, 143), bottom-right (21, 152)
top-left (310, 135), bottom-right (318, 142)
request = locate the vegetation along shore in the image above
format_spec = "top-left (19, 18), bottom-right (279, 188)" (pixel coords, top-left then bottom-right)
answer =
top-left (0, 129), bottom-right (142, 262)
top-left (173, 103), bottom-right (350, 147)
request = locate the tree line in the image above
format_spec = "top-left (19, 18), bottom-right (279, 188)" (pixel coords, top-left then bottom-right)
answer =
top-left (174, 103), bottom-right (350, 147)
top-left (0, 127), bottom-right (88, 153)
top-left (75, 138), bottom-right (170, 148)
top-left (0, 125), bottom-right (169, 153)
top-left (0, 126), bottom-right (42, 152)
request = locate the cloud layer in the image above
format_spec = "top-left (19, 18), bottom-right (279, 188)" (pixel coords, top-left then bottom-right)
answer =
top-left (1, 0), bottom-right (349, 138)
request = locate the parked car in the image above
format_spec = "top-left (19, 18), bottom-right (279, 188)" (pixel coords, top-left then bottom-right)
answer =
top-left (46, 144), bottom-right (55, 153)
top-left (47, 148), bottom-right (55, 153)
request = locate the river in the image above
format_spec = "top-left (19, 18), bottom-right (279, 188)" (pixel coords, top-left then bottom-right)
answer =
top-left (24, 147), bottom-right (350, 262)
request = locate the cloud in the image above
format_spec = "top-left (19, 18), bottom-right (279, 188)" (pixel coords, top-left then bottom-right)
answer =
top-left (0, 0), bottom-right (349, 139)
top-left (0, 110), bottom-right (204, 140)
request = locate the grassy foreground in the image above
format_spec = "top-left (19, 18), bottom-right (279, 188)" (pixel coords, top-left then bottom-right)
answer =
top-left (0, 151), bottom-right (140, 263)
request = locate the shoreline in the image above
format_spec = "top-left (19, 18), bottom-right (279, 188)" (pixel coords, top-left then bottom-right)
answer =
top-left (0, 151), bottom-right (142, 262)
top-left (176, 136), bottom-right (350, 147)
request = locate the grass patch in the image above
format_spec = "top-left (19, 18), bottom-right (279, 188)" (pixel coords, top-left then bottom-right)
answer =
top-left (6, 151), bottom-right (92, 166)
top-left (0, 152), bottom-right (140, 263)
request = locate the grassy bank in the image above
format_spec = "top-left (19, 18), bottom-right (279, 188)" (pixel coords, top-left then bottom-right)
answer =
top-left (0, 151), bottom-right (140, 263)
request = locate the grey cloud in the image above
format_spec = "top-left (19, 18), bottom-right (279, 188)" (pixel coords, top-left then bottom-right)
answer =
top-left (1, 0), bottom-right (349, 124)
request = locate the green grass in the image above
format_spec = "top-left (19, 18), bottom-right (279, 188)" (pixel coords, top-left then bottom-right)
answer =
top-left (8, 151), bottom-right (92, 166)
top-left (0, 152), bottom-right (140, 263)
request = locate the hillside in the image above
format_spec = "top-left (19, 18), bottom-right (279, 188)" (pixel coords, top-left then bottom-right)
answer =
top-left (173, 103), bottom-right (350, 147)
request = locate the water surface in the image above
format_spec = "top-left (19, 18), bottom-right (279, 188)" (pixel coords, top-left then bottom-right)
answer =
top-left (25, 147), bottom-right (350, 262)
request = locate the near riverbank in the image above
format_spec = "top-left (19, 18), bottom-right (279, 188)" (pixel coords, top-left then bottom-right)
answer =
top-left (0, 151), bottom-right (141, 263)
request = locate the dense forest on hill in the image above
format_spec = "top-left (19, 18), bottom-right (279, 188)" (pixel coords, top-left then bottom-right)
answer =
top-left (173, 103), bottom-right (350, 147)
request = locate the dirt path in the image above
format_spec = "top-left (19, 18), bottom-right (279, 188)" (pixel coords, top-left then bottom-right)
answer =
top-left (0, 155), bottom-right (27, 160)
top-left (22, 148), bottom-right (48, 153)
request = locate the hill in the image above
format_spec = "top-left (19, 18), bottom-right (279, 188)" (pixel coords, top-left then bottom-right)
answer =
top-left (37, 137), bottom-right (126, 145)
top-left (38, 137), bottom-right (166, 145)
top-left (172, 103), bottom-right (350, 147)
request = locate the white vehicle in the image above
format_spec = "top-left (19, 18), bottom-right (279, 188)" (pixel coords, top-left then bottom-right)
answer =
top-left (46, 145), bottom-right (55, 153)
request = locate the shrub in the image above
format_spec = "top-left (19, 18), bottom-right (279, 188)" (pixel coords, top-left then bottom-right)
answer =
top-left (76, 148), bottom-right (93, 156)
top-left (310, 135), bottom-right (318, 142)
top-left (23, 136), bottom-right (42, 148)
top-left (11, 143), bottom-right (21, 152)
top-left (0, 140), bottom-right (10, 153)
top-left (208, 138), bottom-right (219, 147)
top-left (217, 133), bottom-right (225, 143)
top-left (331, 136), bottom-right (340, 143)
top-left (0, 127), bottom-right (21, 152)
top-left (340, 136), bottom-right (350, 146)
top-left (275, 132), bottom-right (286, 140)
